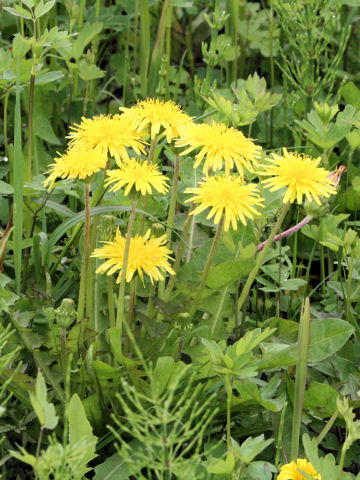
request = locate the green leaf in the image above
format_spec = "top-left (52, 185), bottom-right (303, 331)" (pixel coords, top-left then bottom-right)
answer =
top-left (207, 452), bottom-right (235, 474)
top-left (4, 6), bottom-right (32, 19)
top-left (259, 318), bottom-right (354, 369)
top-left (236, 328), bottom-right (276, 356)
top-left (34, 71), bottom-right (64, 84)
top-left (94, 453), bottom-right (131, 479)
top-left (72, 22), bottom-right (103, 60)
top-left (33, 112), bottom-right (60, 144)
top-left (152, 357), bottom-right (188, 396)
top-left (234, 435), bottom-right (273, 464)
top-left (78, 59), bottom-right (105, 81)
top-left (29, 371), bottom-right (58, 429)
top-left (308, 318), bottom-right (355, 362)
top-left (34, 0), bottom-right (55, 18)
top-left (341, 81), bottom-right (360, 109)
top-left (206, 258), bottom-right (253, 289)
top-left (22, 0), bottom-right (35, 8)
top-left (68, 394), bottom-right (97, 465)
top-left (0, 180), bottom-right (14, 195)
top-left (12, 37), bottom-right (31, 58)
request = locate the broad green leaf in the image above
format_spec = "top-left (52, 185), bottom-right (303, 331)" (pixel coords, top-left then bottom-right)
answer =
top-left (34, 0), bottom-right (55, 18)
top-left (259, 318), bottom-right (354, 369)
top-left (73, 22), bottom-right (103, 60)
top-left (78, 59), bottom-right (105, 81)
top-left (29, 371), bottom-right (58, 429)
top-left (342, 81), bottom-right (360, 109)
top-left (34, 71), bottom-right (64, 84)
top-left (23, 0), bottom-right (35, 7)
top-left (308, 318), bottom-right (355, 362)
top-left (246, 461), bottom-right (277, 480)
top-left (207, 452), bottom-right (235, 474)
top-left (0, 180), bottom-right (14, 195)
top-left (68, 394), bottom-right (97, 465)
top-left (12, 37), bottom-right (31, 58)
top-left (235, 328), bottom-right (276, 356)
top-left (94, 453), bottom-right (131, 479)
top-left (206, 258), bottom-right (253, 289)
top-left (153, 357), bottom-right (175, 396)
top-left (108, 327), bottom-right (138, 368)
top-left (234, 435), bottom-right (273, 464)
top-left (4, 6), bottom-right (32, 19)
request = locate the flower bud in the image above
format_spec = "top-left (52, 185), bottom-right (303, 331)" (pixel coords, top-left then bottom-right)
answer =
top-left (98, 215), bottom-right (117, 242)
top-left (56, 298), bottom-right (76, 329)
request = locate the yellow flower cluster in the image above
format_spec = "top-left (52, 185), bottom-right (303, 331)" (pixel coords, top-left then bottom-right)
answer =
top-left (44, 97), bottom-right (338, 284)
top-left (92, 229), bottom-right (175, 284)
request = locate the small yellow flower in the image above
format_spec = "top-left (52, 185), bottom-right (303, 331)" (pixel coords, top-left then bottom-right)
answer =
top-left (43, 148), bottom-right (107, 189)
top-left (92, 229), bottom-right (175, 284)
top-left (105, 158), bottom-right (169, 196)
top-left (185, 175), bottom-right (264, 231)
top-left (278, 458), bottom-right (321, 480)
top-left (176, 121), bottom-right (261, 175)
top-left (67, 114), bottom-right (147, 163)
top-left (260, 148), bottom-right (336, 204)
top-left (119, 98), bottom-right (192, 142)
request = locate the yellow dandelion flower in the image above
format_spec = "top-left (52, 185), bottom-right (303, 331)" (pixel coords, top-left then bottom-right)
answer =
top-left (119, 98), bottom-right (192, 142)
top-left (278, 458), bottom-right (321, 480)
top-left (67, 114), bottom-right (147, 163)
top-left (184, 175), bottom-right (264, 231)
top-left (260, 148), bottom-right (337, 205)
top-left (105, 158), bottom-right (169, 196)
top-left (43, 148), bottom-right (108, 189)
top-left (176, 121), bottom-right (261, 175)
top-left (92, 229), bottom-right (175, 284)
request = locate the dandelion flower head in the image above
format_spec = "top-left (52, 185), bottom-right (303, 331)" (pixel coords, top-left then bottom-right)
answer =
top-left (260, 148), bottom-right (336, 205)
top-left (43, 148), bottom-right (107, 189)
top-left (105, 158), bottom-right (169, 196)
top-left (67, 114), bottom-right (147, 163)
top-left (119, 98), bottom-right (192, 142)
top-left (92, 229), bottom-right (175, 284)
top-left (277, 458), bottom-right (321, 480)
top-left (176, 121), bottom-right (261, 175)
top-left (185, 175), bottom-right (264, 231)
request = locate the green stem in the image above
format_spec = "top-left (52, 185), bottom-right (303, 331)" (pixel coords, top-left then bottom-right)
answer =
top-left (225, 375), bottom-right (232, 449)
top-left (145, 284), bottom-right (156, 320)
top-left (164, 204), bottom-right (195, 302)
top-left (85, 215), bottom-right (98, 327)
top-left (77, 182), bottom-right (91, 322)
top-left (291, 298), bottom-right (311, 460)
top-left (107, 276), bottom-right (116, 329)
top-left (3, 90), bottom-right (9, 159)
top-left (27, 74), bottom-right (35, 185)
top-left (237, 203), bottom-right (290, 314)
top-left (158, 156), bottom-right (180, 298)
top-left (275, 402), bottom-right (288, 468)
top-left (338, 444), bottom-right (348, 480)
top-left (188, 216), bottom-right (224, 321)
top-left (320, 245), bottom-right (326, 296)
top-left (116, 199), bottom-right (138, 330)
top-left (148, 134), bottom-right (159, 163)
top-left (345, 253), bottom-right (354, 325)
top-left (316, 409), bottom-right (338, 446)
top-left (126, 278), bottom-right (137, 354)
top-left (164, 4), bottom-right (173, 100)
top-left (211, 286), bottom-right (229, 335)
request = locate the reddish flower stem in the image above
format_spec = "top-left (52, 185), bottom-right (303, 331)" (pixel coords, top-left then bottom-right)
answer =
top-left (257, 215), bottom-right (312, 252)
